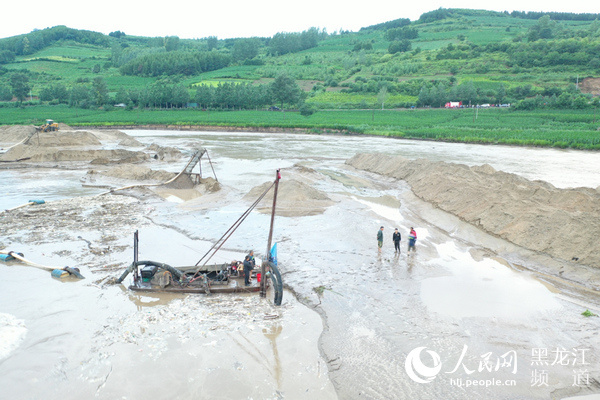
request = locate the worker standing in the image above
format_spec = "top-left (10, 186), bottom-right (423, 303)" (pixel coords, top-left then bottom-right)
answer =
top-left (377, 226), bottom-right (384, 253)
top-left (393, 228), bottom-right (401, 253)
top-left (243, 255), bottom-right (253, 286)
top-left (408, 227), bottom-right (417, 253)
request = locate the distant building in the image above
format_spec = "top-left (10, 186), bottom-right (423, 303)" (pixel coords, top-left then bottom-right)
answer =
top-left (445, 101), bottom-right (462, 108)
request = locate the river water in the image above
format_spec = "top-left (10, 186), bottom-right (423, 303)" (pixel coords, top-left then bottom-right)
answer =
top-left (2, 131), bottom-right (599, 211)
top-left (1, 130), bottom-right (599, 399)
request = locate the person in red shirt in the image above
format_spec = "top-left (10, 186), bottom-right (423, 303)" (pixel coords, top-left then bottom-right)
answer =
top-left (408, 227), bottom-right (417, 253)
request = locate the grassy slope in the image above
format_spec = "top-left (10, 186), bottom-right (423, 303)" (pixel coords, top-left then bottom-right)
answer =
top-left (0, 10), bottom-right (599, 149)
top-left (2, 12), bottom-right (594, 97)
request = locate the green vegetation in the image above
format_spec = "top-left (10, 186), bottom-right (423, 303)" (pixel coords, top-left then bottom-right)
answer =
top-left (1, 9), bottom-right (600, 149)
top-left (313, 286), bottom-right (327, 296)
top-left (1, 105), bottom-right (598, 149)
top-left (582, 309), bottom-right (598, 317)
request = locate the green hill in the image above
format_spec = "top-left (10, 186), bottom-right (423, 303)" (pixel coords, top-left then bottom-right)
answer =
top-left (1, 10), bottom-right (599, 109)
top-left (0, 9), bottom-right (599, 149)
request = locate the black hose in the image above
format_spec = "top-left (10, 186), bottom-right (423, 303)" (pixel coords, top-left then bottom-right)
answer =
top-left (267, 261), bottom-right (283, 306)
top-left (64, 267), bottom-right (85, 279)
top-left (116, 262), bottom-right (135, 284)
top-left (134, 261), bottom-right (184, 280)
top-left (116, 260), bottom-right (184, 283)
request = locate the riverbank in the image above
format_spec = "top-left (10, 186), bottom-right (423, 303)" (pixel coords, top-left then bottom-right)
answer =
top-left (347, 153), bottom-right (600, 274)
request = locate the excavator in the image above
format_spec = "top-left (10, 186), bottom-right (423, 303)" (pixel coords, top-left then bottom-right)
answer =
top-left (38, 119), bottom-right (59, 132)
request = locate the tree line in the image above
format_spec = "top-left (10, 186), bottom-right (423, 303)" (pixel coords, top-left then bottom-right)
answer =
top-left (267, 28), bottom-right (327, 56)
top-left (119, 50), bottom-right (231, 77)
top-left (435, 37), bottom-right (600, 69)
top-left (26, 73), bottom-right (303, 110)
top-left (416, 80), bottom-right (597, 109)
top-left (509, 11), bottom-right (600, 21)
top-left (0, 26), bottom-right (109, 56)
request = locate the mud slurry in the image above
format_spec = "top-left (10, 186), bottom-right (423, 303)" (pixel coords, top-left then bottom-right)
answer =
top-left (2, 128), bottom-right (600, 400)
top-left (0, 177), bottom-right (335, 398)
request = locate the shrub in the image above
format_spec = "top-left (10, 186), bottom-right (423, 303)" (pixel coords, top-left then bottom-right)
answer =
top-left (299, 103), bottom-right (317, 117)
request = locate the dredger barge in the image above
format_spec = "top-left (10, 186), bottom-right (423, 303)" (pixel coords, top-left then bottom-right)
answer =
top-left (116, 169), bottom-right (284, 305)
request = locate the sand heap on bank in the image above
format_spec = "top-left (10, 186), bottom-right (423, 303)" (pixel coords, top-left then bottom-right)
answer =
top-left (0, 129), bottom-right (148, 163)
top-left (245, 178), bottom-right (333, 217)
top-left (347, 153), bottom-right (600, 268)
top-left (86, 165), bottom-right (176, 183)
top-left (0, 125), bottom-right (38, 144)
top-left (87, 129), bottom-right (143, 147)
top-left (23, 130), bottom-right (101, 146)
top-left (146, 143), bottom-right (182, 161)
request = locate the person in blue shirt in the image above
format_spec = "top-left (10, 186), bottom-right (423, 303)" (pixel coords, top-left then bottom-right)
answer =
top-left (408, 227), bottom-right (417, 253)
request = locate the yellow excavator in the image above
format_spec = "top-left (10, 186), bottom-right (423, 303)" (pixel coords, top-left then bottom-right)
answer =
top-left (38, 119), bottom-right (59, 132)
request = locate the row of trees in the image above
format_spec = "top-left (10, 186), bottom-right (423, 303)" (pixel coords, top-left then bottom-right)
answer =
top-left (510, 11), bottom-right (600, 21)
top-left (435, 36), bottom-right (600, 69)
top-left (0, 26), bottom-right (109, 56)
top-left (418, 81), bottom-right (504, 107)
top-left (37, 77), bottom-right (109, 108)
top-left (119, 50), bottom-right (231, 77)
top-left (360, 18), bottom-right (411, 32)
top-left (37, 78), bottom-right (187, 109)
top-left (415, 80), bottom-right (597, 109)
top-left (268, 28), bottom-right (327, 56)
top-left (384, 27), bottom-right (418, 41)
top-left (195, 74), bottom-right (303, 109)
top-left (115, 27), bottom-right (327, 76)
top-left (32, 73), bottom-right (304, 110)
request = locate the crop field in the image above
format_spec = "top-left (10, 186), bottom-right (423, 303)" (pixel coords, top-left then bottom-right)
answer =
top-left (306, 92), bottom-right (418, 108)
top-left (195, 66), bottom-right (262, 80)
top-left (21, 43), bottom-right (110, 59)
top-left (103, 75), bottom-right (156, 91)
top-left (190, 79), bottom-right (251, 87)
top-left (1, 106), bottom-right (597, 149)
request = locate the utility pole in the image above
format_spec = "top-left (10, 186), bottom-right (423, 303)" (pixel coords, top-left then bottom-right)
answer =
top-left (262, 169), bottom-right (281, 297)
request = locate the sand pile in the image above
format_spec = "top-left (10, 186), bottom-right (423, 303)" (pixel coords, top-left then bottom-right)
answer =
top-left (0, 146), bottom-right (147, 163)
top-left (23, 130), bottom-right (101, 146)
top-left (57, 123), bottom-right (74, 130)
top-left (197, 177), bottom-right (221, 193)
top-left (245, 178), bottom-right (334, 217)
top-left (87, 129), bottom-right (143, 147)
top-left (119, 137), bottom-right (143, 147)
top-left (87, 165), bottom-right (176, 183)
top-left (0, 125), bottom-right (38, 144)
top-left (347, 153), bottom-right (600, 267)
top-left (146, 143), bottom-right (182, 160)
top-left (0, 128), bottom-right (148, 163)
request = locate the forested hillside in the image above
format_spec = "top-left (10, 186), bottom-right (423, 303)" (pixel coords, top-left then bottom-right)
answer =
top-left (0, 8), bottom-right (599, 112)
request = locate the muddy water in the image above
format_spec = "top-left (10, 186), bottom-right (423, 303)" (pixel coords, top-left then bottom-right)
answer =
top-left (1, 130), bottom-right (600, 399)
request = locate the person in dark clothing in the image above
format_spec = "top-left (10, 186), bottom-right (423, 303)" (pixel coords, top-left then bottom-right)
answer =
top-left (247, 250), bottom-right (256, 267)
top-left (393, 228), bottom-right (401, 253)
top-left (243, 255), bottom-right (253, 286)
top-left (377, 226), bottom-right (384, 252)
